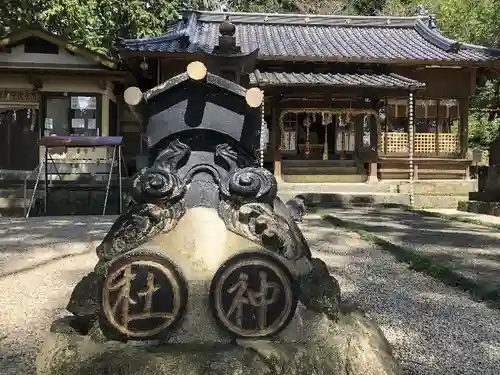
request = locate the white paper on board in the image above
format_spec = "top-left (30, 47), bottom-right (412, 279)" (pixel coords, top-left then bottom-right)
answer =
top-left (262, 128), bottom-right (269, 144)
top-left (71, 96), bottom-right (97, 110)
top-left (87, 118), bottom-right (97, 129)
top-left (44, 118), bottom-right (53, 129)
top-left (71, 118), bottom-right (85, 128)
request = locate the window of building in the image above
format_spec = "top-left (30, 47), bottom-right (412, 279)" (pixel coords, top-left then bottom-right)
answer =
top-left (43, 94), bottom-right (101, 137)
top-left (24, 37), bottom-right (59, 54)
top-left (381, 98), bottom-right (460, 155)
top-left (281, 112), bottom-right (298, 152)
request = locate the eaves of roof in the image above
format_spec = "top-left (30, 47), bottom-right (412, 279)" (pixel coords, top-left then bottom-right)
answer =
top-left (249, 70), bottom-right (425, 90)
top-left (119, 10), bottom-right (500, 65)
top-left (0, 28), bottom-right (119, 69)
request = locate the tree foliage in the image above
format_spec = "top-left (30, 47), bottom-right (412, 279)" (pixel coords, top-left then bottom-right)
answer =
top-left (1, 0), bottom-right (500, 145)
top-left (0, 0), bottom-right (181, 54)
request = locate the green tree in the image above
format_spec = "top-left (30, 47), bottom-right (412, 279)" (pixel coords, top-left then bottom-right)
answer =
top-left (436, 0), bottom-right (500, 147)
top-left (0, 0), bottom-right (182, 55)
top-left (345, 0), bottom-right (387, 15)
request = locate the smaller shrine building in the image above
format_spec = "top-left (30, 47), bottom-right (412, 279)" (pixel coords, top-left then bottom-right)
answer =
top-left (118, 10), bottom-right (500, 183)
top-left (0, 28), bottom-right (132, 174)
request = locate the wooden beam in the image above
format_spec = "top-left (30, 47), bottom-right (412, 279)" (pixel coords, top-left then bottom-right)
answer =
top-left (470, 68), bottom-right (477, 95)
top-left (459, 97), bottom-right (470, 158)
top-left (370, 98), bottom-right (379, 152)
top-left (262, 85), bottom-right (413, 98)
top-left (278, 99), bottom-right (374, 110)
top-left (271, 96), bottom-right (281, 178)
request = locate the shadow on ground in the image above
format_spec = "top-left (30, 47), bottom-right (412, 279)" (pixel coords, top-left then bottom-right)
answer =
top-left (0, 216), bottom-right (115, 278)
top-left (317, 205), bottom-right (500, 304)
top-left (301, 216), bottom-right (500, 375)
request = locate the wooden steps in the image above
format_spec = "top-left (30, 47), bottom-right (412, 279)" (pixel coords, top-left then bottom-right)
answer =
top-left (378, 156), bottom-right (471, 180)
top-left (281, 159), bottom-right (366, 183)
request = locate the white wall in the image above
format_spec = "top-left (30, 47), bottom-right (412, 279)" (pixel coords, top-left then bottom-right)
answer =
top-left (0, 44), bottom-right (100, 67)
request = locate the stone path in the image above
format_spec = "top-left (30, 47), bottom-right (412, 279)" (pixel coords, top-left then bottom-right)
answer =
top-left (0, 216), bottom-right (115, 375)
top-left (418, 208), bottom-right (500, 228)
top-left (0, 216), bottom-right (115, 278)
top-left (1, 215), bottom-right (499, 375)
top-left (302, 215), bottom-right (500, 375)
top-left (325, 206), bottom-right (500, 303)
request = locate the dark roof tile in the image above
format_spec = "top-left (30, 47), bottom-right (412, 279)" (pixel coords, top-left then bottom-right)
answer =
top-left (120, 11), bottom-right (500, 63)
top-left (249, 71), bottom-right (425, 89)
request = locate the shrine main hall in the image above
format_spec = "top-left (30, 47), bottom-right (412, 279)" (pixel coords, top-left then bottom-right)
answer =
top-left (118, 10), bottom-right (500, 183)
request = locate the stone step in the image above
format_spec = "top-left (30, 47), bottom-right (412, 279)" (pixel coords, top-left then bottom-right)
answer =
top-left (279, 180), bottom-right (477, 195)
top-left (278, 192), bottom-right (408, 207)
top-left (278, 191), bottom-right (468, 209)
top-left (0, 188), bottom-right (42, 216)
top-left (394, 180), bottom-right (476, 195)
top-left (279, 182), bottom-right (391, 193)
top-left (282, 166), bottom-right (360, 175)
top-left (458, 200), bottom-right (500, 216)
top-left (281, 159), bottom-right (357, 167)
top-left (0, 196), bottom-right (29, 208)
top-left (0, 169), bottom-right (31, 179)
top-left (281, 174), bottom-right (367, 183)
top-left (414, 195), bottom-right (468, 209)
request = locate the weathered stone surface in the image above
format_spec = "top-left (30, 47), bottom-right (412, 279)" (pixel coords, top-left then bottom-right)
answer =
top-left (37, 305), bottom-right (402, 375)
top-left (489, 136), bottom-right (500, 166)
top-left (458, 200), bottom-right (500, 217)
top-left (485, 165), bottom-right (500, 193)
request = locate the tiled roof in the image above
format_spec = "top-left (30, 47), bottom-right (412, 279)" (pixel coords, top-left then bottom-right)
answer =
top-left (119, 11), bottom-right (500, 64)
top-left (249, 70), bottom-right (425, 89)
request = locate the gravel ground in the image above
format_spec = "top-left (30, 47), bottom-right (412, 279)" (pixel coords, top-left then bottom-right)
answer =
top-left (1, 215), bottom-right (500, 375)
top-left (0, 216), bottom-right (114, 375)
top-left (325, 207), bottom-right (500, 293)
top-left (301, 215), bottom-right (500, 375)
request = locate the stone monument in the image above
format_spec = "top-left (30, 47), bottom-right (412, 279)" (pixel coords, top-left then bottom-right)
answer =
top-left (460, 137), bottom-right (500, 216)
top-left (36, 26), bottom-right (403, 375)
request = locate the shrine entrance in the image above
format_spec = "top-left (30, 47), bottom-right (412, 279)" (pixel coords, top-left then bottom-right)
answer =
top-left (278, 109), bottom-right (373, 161)
top-left (0, 90), bottom-right (40, 171)
top-left (276, 108), bottom-right (376, 183)
top-left (0, 107), bottom-right (39, 170)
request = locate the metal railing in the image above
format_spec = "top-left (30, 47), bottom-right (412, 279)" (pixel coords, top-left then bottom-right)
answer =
top-left (23, 160), bottom-right (45, 218)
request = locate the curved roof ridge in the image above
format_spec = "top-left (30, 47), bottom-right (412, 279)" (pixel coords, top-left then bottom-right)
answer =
top-left (414, 19), bottom-right (460, 52)
top-left (120, 32), bottom-right (180, 46)
top-left (460, 42), bottom-right (500, 57)
top-left (414, 18), bottom-right (500, 56)
top-left (186, 10), bottom-right (423, 27)
top-left (187, 9), bottom-right (424, 21)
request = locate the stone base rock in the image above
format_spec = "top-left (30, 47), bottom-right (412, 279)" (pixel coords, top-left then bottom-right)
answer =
top-left (458, 199), bottom-right (500, 216)
top-left (36, 304), bottom-right (402, 375)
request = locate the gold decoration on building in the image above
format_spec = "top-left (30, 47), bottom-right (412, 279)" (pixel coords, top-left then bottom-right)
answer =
top-left (0, 90), bottom-right (38, 103)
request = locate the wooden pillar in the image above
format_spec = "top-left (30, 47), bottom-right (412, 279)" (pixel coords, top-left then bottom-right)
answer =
top-left (369, 98), bottom-right (379, 151)
top-left (367, 97), bottom-right (379, 183)
top-left (271, 98), bottom-right (281, 179)
top-left (408, 91), bottom-right (415, 207)
top-left (354, 114), bottom-right (363, 152)
top-left (259, 94), bottom-right (265, 168)
top-left (435, 99), bottom-right (440, 155)
top-left (459, 97), bottom-right (469, 158)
